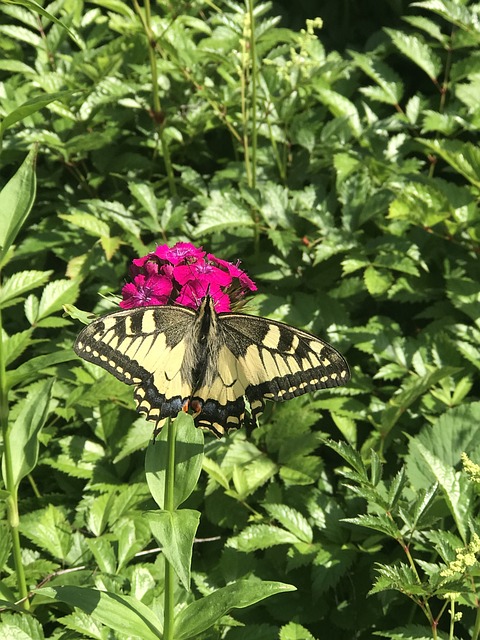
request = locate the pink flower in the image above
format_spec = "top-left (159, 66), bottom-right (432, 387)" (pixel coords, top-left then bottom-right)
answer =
top-left (120, 274), bottom-right (173, 308)
top-left (154, 242), bottom-right (205, 265)
top-left (119, 241), bottom-right (257, 311)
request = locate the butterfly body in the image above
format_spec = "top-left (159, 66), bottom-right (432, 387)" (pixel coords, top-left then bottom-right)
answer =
top-left (74, 296), bottom-right (350, 436)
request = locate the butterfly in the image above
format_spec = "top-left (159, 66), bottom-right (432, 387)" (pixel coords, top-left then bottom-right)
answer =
top-left (74, 296), bottom-right (350, 437)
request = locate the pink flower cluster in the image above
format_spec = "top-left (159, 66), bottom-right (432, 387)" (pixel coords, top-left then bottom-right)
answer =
top-left (120, 242), bottom-right (257, 312)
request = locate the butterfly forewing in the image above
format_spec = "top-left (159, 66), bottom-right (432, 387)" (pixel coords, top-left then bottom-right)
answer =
top-left (74, 305), bottom-right (198, 422)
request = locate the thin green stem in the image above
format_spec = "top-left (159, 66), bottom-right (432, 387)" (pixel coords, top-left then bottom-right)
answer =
top-left (247, 0), bottom-right (258, 191)
top-left (163, 416), bottom-right (177, 640)
top-left (132, 0), bottom-right (177, 197)
top-left (0, 305), bottom-right (30, 610)
top-left (472, 604), bottom-right (480, 640)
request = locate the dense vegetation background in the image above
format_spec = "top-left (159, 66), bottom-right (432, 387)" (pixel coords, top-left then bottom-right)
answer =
top-left (1, 0), bottom-right (480, 638)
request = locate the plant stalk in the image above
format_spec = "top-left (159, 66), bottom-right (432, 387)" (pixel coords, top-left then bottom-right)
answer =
top-left (0, 305), bottom-right (30, 609)
top-left (163, 416), bottom-right (177, 640)
top-left (132, 0), bottom-right (177, 197)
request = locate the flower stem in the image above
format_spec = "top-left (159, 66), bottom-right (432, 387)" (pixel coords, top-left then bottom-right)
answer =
top-left (0, 305), bottom-right (30, 609)
top-left (132, 0), bottom-right (177, 197)
top-left (163, 416), bottom-right (177, 640)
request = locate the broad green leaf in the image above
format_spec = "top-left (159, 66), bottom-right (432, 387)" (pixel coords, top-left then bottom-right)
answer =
top-left (145, 412), bottom-right (204, 510)
top-left (381, 367), bottom-right (459, 433)
top-left (315, 87), bottom-right (362, 137)
top-left (146, 509), bottom-right (200, 590)
top-left (3, 378), bottom-right (54, 489)
top-left (6, 350), bottom-right (76, 388)
top-left (174, 580), bottom-right (296, 640)
top-left (193, 192), bottom-right (255, 236)
top-left (37, 586), bottom-right (163, 640)
top-left (364, 266), bottom-right (393, 296)
top-left (2, 329), bottom-right (34, 366)
top-left (0, 147), bottom-right (37, 264)
top-left (129, 182), bottom-right (159, 221)
top-left (417, 138), bottom-right (480, 189)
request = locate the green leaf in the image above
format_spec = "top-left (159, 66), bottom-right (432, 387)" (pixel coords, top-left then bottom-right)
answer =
top-left (146, 509), bottom-right (200, 590)
top-left (385, 29), bottom-right (442, 79)
top-left (35, 279), bottom-right (80, 321)
top-left (364, 265), bottom-right (393, 296)
top-left (349, 51), bottom-right (404, 104)
top-left (264, 504), bottom-right (313, 543)
top-left (174, 580), bottom-right (296, 640)
top-left (6, 350), bottom-right (75, 388)
top-left (20, 504), bottom-right (73, 561)
top-left (2, 1), bottom-right (81, 47)
top-left (0, 147), bottom-right (37, 264)
top-left (0, 270), bottom-right (52, 310)
top-left (0, 90), bottom-right (79, 139)
top-left (59, 212), bottom-right (110, 238)
top-left (228, 524), bottom-right (302, 552)
top-left (0, 612), bottom-right (44, 640)
top-left (145, 412), bottom-right (203, 509)
top-left (417, 138), bottom-right (480, 189)
top-left (280, 621), bottom-right (316, 640)
top-left (37, 586), bottom-right (163, 640)
top-left (193, 192), bottom-right (255, 236)
top-left (3, 379), bottom-right (54, 489)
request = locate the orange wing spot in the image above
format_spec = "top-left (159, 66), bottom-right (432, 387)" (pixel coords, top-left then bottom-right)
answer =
top-left (190, 398), bottom-right (203, 415)
top-left (182, 399), bottom-right (190, 413)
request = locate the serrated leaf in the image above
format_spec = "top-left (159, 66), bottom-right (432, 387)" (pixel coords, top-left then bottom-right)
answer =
top-left (385, 29), bottom-right (442, 79)
top-left (59, 212), bottom-right (110, 238)
top-left (36, 279), bottom-right (80, 321)
top-left (20, 505), bottom-right (73, 561)
top-left (202, 456), bottom-right (230, 490)
top-left (364, 265), bottom-right (393, 296)
top-left (264, 504), bottom-right (313, 543)
top-left (227, 524), bottom-right (301, 552)
top-left (6, 350), bottom-right (75, 388)
top-left (280, 621), bottom-right (316, 640)
top-left (0, 270), bottom-right (52, 309)
top-left (0, 91), bottom-right (79, 139)
top-left (193, 192), bottom-right (255, 236)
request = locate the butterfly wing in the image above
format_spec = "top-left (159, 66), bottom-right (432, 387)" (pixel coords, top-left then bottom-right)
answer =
top-left (73, 306), bottom-right (197, 423)
top-left (215, 312), bottom-right (350, 427)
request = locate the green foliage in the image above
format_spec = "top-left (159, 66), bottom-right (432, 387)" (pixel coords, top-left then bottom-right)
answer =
top-left (1, 0), bottom-right (480, 638)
